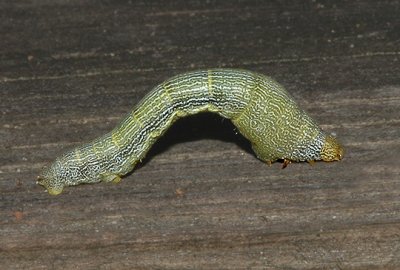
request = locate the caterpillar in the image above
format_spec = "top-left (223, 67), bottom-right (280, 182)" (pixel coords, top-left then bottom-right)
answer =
top-left (37, 69), bottom-right (344, 195)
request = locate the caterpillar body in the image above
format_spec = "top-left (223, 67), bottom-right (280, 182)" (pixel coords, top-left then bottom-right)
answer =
top-left (37, 69), bottom-right (344, 195)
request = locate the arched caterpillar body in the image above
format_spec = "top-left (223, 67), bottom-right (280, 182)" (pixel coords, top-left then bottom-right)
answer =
top-left (38, 69), bottom-right (344, 195)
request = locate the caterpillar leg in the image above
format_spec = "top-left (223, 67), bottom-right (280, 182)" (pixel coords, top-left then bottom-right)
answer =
top-left (100, 173), bottom-right (122, 184)
top-left (282, 159), bottom-right (291, 169)
top-left (47, 185), bottom-right (64, 195)
top-left (251, 144), bottom-right (278, 165)
top-left (307, 160), bottom-right (316, 166)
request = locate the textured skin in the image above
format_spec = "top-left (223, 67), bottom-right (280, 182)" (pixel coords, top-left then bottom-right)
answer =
top-left (37, 69), bottom-right (344, 195)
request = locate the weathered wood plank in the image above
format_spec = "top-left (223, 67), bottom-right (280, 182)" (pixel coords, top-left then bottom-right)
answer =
top-left (1, 1), bottom-right (399, 269)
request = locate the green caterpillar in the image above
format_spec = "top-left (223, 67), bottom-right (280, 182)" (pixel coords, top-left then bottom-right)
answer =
top-left (37, 69), bottom-right (344, 195)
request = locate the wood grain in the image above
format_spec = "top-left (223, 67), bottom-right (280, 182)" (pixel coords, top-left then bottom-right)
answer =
top-left (1, 1), bottom-right (399, 269)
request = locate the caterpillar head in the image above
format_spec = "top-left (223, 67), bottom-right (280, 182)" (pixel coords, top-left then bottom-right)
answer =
top-left (321, 135), bottom-right (344, 162)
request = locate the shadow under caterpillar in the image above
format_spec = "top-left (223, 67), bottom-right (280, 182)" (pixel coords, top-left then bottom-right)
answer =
top-left (37, 69), bottom-right (344, 195)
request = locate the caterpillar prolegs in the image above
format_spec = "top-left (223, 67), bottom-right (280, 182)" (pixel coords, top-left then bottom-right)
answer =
top-left (37, 69), bottom-right (344, 195)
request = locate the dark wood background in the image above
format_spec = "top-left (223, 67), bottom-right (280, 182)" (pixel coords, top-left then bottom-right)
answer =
top-left (1, 1), bottom-right (399, 269)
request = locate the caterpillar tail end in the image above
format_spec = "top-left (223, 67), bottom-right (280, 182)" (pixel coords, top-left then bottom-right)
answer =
top-left (321, 135), bottom-right (344, 162)
top-left (36, 175), bottom-right (64, 196)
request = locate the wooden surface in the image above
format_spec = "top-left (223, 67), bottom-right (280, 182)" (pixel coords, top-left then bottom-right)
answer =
top-left (1, 1), bottom-right (399, 269)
